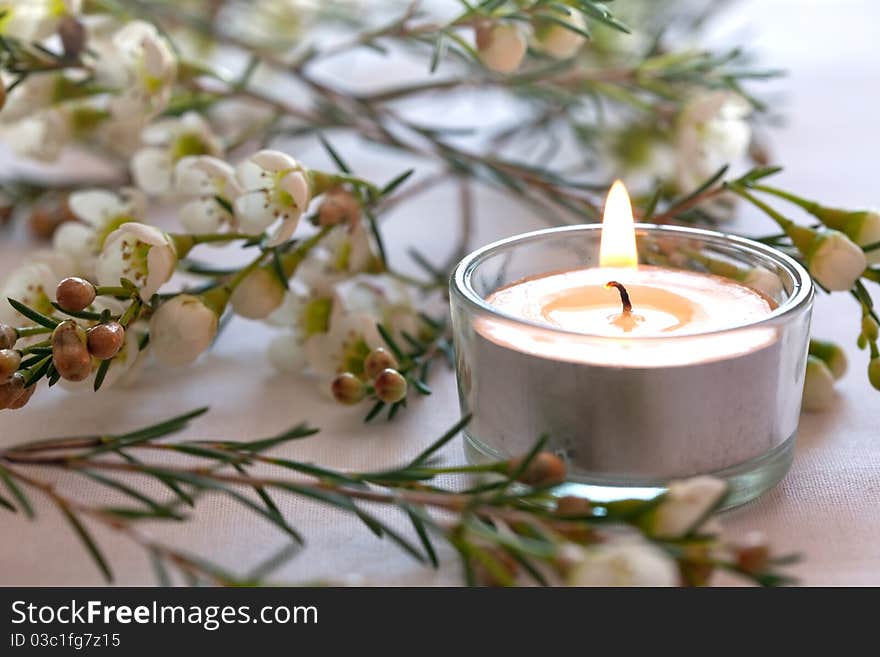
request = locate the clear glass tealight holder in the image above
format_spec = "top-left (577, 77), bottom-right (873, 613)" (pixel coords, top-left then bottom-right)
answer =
top-left (450, 224), bottom-right (814, 508)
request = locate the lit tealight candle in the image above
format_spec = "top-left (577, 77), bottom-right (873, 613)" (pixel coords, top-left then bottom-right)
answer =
top-left (488, 180), bottom-right (776, 340)
top-left (450, 180), bottom-right (814, 507)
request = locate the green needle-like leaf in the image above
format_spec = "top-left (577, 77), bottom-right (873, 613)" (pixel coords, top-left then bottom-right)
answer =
top-left (57, 503), bottom-right (113, 583)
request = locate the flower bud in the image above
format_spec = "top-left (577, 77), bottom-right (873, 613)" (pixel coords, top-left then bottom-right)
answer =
top-left (648, 476), bottom-right (728, 539)
top-left (0, 373), bottom-right (26, 410)
top-left (7, 380), bottom-right (35, 410)
top-left (802, 355), bottom-right (835, 411)
top-left (810, 207), bottom-right (880, 266)
top-left (0, 324), bottom-right (16, 350)
top-left (858, 333), bottom-right (868, 350)
top-left (363, 347), bottom-right (398, 380)
top-left (52, 319), bottom-right (92, 382)
top-left (869, 357), bottom-right (880, 391)
top-left (149, 295), bottom-right (219, 366)
top-left (862, 315), bottom-right (879, 343)
top-left (230, 268), bottom-right (285, 320)
top-left (555, 495), bottom-right (593, 517)
top-left (373, 368), bottom-right (407, 404)
top-left (533, 10), bottom-right (587, 59)
top-left (733, 531), bottom-right (770, 575)
top-left (58, 16), bottom-right (87, 58)
top-left (87, 322), bottom-right (125, 360)
top-left (800, 229), bottom-right (866, 292)
top-left (0, 349), bottom-right (21, 381)
top-left (508, 452), bottom-right (567, 487)
top-left (808, 339), bottom-right (847, 380)
top-left (476, 22), bottom-right (527, 74)
top-left (331, 372), bottom-right (366, 405)
top-left (56, 276), bottom-right (97, 312)
top-left (319, 188), bottom-right (362, 227)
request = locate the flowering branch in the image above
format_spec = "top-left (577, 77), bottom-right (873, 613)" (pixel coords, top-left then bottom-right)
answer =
top-left (0, 409), bottom-right (795, 586)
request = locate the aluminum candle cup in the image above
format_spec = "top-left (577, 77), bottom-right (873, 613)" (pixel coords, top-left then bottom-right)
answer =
top-left (450, 224), bottom-right (813, 508)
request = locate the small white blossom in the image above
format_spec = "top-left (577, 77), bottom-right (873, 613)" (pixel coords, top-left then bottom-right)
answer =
top-left (0, 108), bottom-right (71, 161)
top-left (105, 20), bottom-right (176, 120)
top-left (149, 294), bottom-right (218, 366)
top-left (334, 273), bottom-right (420, 343)
top-left (566, 541), bottom-right (679, 587)
top-left (234, 150), bottom-right (312, 246)
top-left (96, 222), bottom-right (177, 301)
top-left (304, 309), bottom-right (382, 379)
top-left (131, 113), bottom-right (223, 195)
top-left (174, 156), bottom-right (242, 234)
top-left (476, 22), bottom-right (527, 74)
top-left (743, 266), bottom-right (783, 300)
top-left (322, 221), bottom-right (374, 274)
top-left (533, 10), bottom-right (587, 59)
top-left (267, 286), bottom-right (334, 372)
top-left (0, 259), bottom-right (66, 327)
top-left (650, 476), bottom-right (728, 539)
top-left (230, 268), bottom-right (286, 320)
top-left (57, 188), bottom-right (147, 278)
top-left (0, 74), bottom-right (56, 122)
top-left (676, 91), bottom-right (751, 192)
top-left (0, 0), bottom-right (80, 42)
top-left (807, 230), bottom-right (866, 292)
top-left (802, 355), bottom-right (836, 412)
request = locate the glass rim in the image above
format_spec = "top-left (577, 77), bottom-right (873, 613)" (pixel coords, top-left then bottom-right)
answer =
top-left (451, 223), bottom-right (814, 341)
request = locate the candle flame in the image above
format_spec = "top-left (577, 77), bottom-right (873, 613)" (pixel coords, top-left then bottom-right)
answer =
top-left (599, 180), bottom-right (638, 269)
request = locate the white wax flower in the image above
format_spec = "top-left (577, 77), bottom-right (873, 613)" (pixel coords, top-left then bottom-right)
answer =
top-left (96, 223), bottom-right (177, 301)
top-left (230, 268), bottom-right (286, 320)
top-left (57, 188), bottom-right (147, 279)
top-left (175, 156), bottom-right (242, 234)
top-left (149, 295), bottom-right (218, 366)
top-left (131, 113), bottom-right (223, 196)
top-left (0, 74), bottom-right (55, 123)
top-left (334, 273), bottom-right (420, 342)
top-left (676, 91), bottom-right (751, 192)
top-left (234, 150), bottom-right (312, 246)
top-left (0, 108), bottom-right (71, 162)
top-left (476, 22), bottom-right (527, 74)
top-left (322, 221), bottom-right (374, 274)
top-left (807, 230), bottom-right (866, 292)
top-left (650, 476), bottom-right (728, 539)
top-left (0, 0), bottom-right (80, 42)
top-left (105, 20), bottom-right (176, 120)
top-left (533, 10), bottom-right (587, 59)
top-left (0, 260), bottom-right (66, 327)
top-left (802, 355), bottom-right (836, 412)
top-left (565, 541), bottom-right (679, 587)
top-left (267, 288), bottom-right (335, 372)
top-left (304, 310), bottom-right (382, 379)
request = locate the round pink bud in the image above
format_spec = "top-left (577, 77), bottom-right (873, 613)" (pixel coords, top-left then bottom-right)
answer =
top-left (56, 277), bottom-right (96, 313)
top-left (51, 320), bottom-right (92, 382)
top-left (0, 349), bottom-right (21, 382)
top-left (87, 322), bottom-right (126, 360)
top-left (373, 368), bottom-right (407, 404)
top-left (331, 372), bottom-right (367, 405)
top-left (7, 379), bottom-right (35, 410)
top-left (0, 324), bottom-right (17, 350)
top-left (508, 452), bottom-right (567, 487)
top-left (363, 347), bottom-right (398, 380)
top-left (0, 373), bottom-right (26, 410)
top-left (318, 188), bottom-right (361, 227)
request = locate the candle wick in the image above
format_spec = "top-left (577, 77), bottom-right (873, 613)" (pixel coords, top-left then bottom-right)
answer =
top-left (605, 281), bottom-right (633, 314)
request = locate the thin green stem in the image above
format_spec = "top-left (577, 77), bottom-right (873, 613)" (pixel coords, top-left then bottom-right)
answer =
top-left (16, 326), bottom-right (53, 338)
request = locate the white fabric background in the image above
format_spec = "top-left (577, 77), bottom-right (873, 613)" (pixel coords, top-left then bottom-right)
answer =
top-left (1, 0), bottom-right (878, 586)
